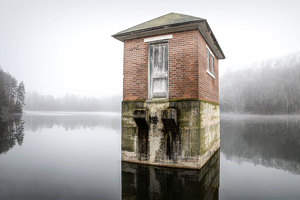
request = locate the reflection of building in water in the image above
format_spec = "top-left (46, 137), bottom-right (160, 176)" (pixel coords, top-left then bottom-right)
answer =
top-left (221, 116), bottom-right (300, 174)
top-left (0, 116), bottom-right (25, 154)
top-left (113, 13), bottom-right (224, 169)
top-left (122, 150), bottom-right (220, 200)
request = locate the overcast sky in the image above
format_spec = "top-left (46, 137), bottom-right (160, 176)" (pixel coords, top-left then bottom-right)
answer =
top-left (0, 0), bottom-right (300, 97)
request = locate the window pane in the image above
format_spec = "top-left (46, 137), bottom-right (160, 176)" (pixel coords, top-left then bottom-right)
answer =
top-left (211, 55), bottom-right (214, 74)
top-left (149, 43), bottom-right (168, 99)
top-left (152, 78), bottom-right (167, 98)
top-left (206, 48), bottom-right (210, 71)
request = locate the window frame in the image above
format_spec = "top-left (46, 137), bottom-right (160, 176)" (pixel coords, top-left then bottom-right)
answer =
top-left (206, 45), bottom-right (215, 79)
top-left (147, 40), bottom-right (169, 100)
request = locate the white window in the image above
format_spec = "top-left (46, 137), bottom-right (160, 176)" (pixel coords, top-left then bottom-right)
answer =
top-left (148, 42), bottom-right (168, 99)
top-left (206, 46), bottom-right (215, 78)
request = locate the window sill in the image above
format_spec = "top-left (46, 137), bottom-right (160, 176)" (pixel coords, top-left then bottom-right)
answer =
top-left (206, 70), bottom-right (215, 79)
top-left (146, 98), bottom-right (169, 103)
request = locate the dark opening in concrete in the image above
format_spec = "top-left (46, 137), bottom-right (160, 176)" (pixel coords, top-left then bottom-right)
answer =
top-left (134, 109), bottom-right (149, 161)
top-left (166, 133), bottom-right (171, 159)
top-left (164, 130), bottom-right (177, 161)
top-left (138, 128), bottom-right (148, 161)
top-left (162, 109), bottom-right (178, 161)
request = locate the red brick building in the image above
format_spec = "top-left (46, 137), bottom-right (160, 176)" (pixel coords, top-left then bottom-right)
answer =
top-left (113, 13), bottom-right (225, 169)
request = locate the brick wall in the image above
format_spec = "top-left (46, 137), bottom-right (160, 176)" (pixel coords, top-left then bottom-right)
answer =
top-left (123, 30), bottom-right (219, 103)
top-left (197, 31), bottom-right (219, 103)
top-left (123, 38), bottom-right (148, 100)
top-left (168, 31), bottom-right (199, 99)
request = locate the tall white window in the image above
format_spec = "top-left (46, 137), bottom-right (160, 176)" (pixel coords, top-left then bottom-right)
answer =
top-left (148, 42), bottom-right (168, 99)
top-left (206, 46), bottom-right (215, 77)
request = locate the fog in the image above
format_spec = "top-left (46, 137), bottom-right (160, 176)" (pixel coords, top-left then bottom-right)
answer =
top-left (1, 0), bottom-right (300, 100)
top-left (221, 114), bottom-right (300, 174)
top-left (220, 52), bottom-right (300, 114)
top-left (25, 92), bottom-right (121, 112)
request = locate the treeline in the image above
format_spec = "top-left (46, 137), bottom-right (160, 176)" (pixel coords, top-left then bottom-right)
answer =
top-left (0, 116), bottom-right (24, 154)
top-left (0, 68), bottom-right (25, 114)
top-left (220, 53), bottom-right (300, 114)
top-left (25, 92), bottom-right (121, 112)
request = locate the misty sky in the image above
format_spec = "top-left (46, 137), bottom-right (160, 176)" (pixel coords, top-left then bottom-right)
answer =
top-left (0, 0), bottom-right (300, 98)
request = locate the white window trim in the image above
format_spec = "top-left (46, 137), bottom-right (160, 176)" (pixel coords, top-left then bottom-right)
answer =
top-left (206, 45), bottom-right (214, 56)
top-left (206, 45), bottom-right (215, 79)
top-left (148, 42), bottom-right (169, 100)
top-left (206, 69), bottom-right (215, 79)
top-left (144, 34), bottom-right (173, 43)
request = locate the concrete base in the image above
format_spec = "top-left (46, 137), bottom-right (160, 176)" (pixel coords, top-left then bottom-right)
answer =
top-left (121, 99), bottom-right (220, 169)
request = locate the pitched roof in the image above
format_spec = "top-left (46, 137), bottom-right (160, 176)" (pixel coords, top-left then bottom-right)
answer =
top-left (114, 13), bottom-right (205, 36)
top-left (112, 13), bottom-right (225, 59)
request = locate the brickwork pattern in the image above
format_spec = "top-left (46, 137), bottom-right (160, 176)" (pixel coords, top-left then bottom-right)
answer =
top-left (123, 30), bottom-right (219, 103)
top-left (123, 38), bottom-right (148, 100)
top-left (196, 31), bottom-right (219, 103)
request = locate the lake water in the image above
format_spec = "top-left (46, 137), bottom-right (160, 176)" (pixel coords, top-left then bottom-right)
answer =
top-left (0, 112), bottom-right (299, 200)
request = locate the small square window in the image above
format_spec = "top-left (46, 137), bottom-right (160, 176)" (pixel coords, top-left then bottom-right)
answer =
top-left (206, 46), bottom-right (215, 77)
top-left (206, 48), bottom-right (210, 71)
top-left (210, 54), bottom-right (214, 73)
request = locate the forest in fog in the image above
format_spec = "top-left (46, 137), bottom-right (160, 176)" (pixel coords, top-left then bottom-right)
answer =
top-left (0, 68), bottom-right (25, 114)
top-left (25, 92), bottom-right (121, 112)
top-left (220, 53), bottom-right (300, 114)
top-left (24, 53), bottom-right (300, 114)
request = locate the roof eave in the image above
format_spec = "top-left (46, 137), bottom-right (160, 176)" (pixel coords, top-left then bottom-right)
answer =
top-left (112, 20), bottom-right (204, 41)
top-left (198, 21), bottom-right (225, 59)
top-left (112, 20), bottom-right (225, 60)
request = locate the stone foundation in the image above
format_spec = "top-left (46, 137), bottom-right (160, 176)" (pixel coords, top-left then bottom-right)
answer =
top-left (121, 99), bottom-right (220, 169)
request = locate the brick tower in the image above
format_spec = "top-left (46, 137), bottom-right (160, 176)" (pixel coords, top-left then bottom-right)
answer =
top-left (113, 13), bottom-right (225, 169)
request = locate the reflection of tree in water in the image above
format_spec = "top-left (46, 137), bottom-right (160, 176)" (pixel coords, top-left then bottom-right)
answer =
top-left (0, 116), bottom-right (25, 154)
top-left (122, 150), bottom-right (220, 200)
top-left (221, 115), bottom-right (300, 174)
top-left (23, 113), bottom-right (120, 132)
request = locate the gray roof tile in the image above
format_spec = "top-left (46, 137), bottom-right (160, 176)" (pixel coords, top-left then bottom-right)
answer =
top-left (114, 12), bottom-right (205, 36)
top-left (112, 13), bottom-right (225, 59)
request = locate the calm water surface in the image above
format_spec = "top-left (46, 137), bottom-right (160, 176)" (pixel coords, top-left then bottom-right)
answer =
top-left (0, 112), bottom-right (299, 200)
